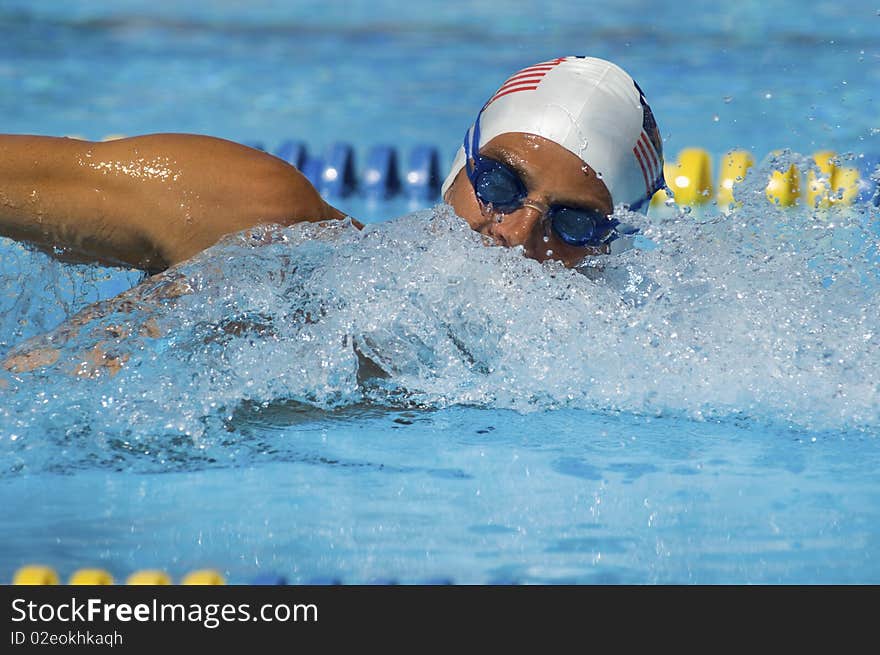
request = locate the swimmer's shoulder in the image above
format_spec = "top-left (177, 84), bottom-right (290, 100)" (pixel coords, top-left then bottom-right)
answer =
top-left (88, 133), bottom-right (359, 265)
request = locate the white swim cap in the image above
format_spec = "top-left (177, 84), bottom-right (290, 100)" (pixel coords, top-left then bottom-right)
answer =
top-left (442, 56), bottom-right (664, 212)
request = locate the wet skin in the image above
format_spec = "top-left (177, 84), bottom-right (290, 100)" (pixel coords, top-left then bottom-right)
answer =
top-left (444, 132), bottom-right (614, 268)
top-left (0, 133), bottom-right (347, 272)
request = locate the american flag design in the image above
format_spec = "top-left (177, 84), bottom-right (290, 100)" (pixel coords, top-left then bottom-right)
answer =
top-left (485, 58), bottom-right (567, 107)
top-left (632, 131), bottom-right (663, 197)
top-left (632, 83), bottom-right (664, 198)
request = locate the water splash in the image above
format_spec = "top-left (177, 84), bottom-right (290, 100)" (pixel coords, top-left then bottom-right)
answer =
top-left (0, 165), bottom-right (878, 472)
top-left (0, 238), bottom-right (144, 354)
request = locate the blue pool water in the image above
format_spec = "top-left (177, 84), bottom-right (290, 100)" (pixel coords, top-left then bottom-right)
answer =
top-left (1, 0), bottom-right (879, 583)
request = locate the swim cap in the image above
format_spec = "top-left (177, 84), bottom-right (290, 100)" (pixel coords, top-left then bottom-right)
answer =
top-left (442, 56), bottom-right (664, 212)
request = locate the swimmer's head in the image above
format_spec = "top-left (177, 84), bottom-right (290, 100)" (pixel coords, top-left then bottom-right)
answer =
top-left (443, 56), bottom-right (664, 267)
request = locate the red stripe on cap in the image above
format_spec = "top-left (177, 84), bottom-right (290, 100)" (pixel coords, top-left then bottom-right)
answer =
top-left (509, 65), bottom-right (557, 76)
top-left (495, 71), bottom-right (553, 92)
top-left (501, 72), bottom-right (550, 85)
top-left (496, 79), bottom-right (545, 95)
top-left (484, 58), bottom-right (566, 108)
top-left (636, 139), bottom-right (656, 183)
top-left (522, 59), bottom-right (564, 69)
top-left (489, 85), bottom-right (540, 102)
top-left (513, 59), bottom-right (565, 75)
top-left (495, 81), bottom-right (545, 96)
top-left (633, 146), bottom-right (651, 196)
top-left (640, 132), bottom-right (659, 176)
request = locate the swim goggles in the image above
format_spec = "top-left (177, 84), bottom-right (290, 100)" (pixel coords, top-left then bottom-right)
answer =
top-left (463, 106), bottom-right (620, 248)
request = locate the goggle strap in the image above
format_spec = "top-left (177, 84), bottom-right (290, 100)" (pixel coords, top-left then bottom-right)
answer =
top-left (464, 103), bottom-right (488, 180)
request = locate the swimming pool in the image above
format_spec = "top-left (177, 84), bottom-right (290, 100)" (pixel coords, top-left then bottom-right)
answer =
top-left (1, 0), bottom-right (879, 584)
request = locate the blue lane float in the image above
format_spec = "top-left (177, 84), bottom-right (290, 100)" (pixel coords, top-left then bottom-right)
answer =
top-left (319, 142), bottom-right (358, 199)
top-left (300, 155), bottom-right (324, 189)
top-left (363, 145), bottom-right (401, 200)
top-left (275, 140), bottom-right (308, 170)
top-left (405, 144), bottom-right (442, 202)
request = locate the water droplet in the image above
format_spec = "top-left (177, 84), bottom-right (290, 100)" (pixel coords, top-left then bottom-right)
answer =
top-left (545, 249), bottom-right (554, 257)
top-left (713, 114), bottom-right (720, 122)
top-left (542, 235), bottom-right (550, 243)
top-left (723, 95), bottom-right (733, 104)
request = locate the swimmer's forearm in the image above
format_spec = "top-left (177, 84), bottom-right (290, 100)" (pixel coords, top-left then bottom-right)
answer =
top-left (3, 265), bottom-right (191, 375)
top-left (0, 134), bottom-right (344, 271)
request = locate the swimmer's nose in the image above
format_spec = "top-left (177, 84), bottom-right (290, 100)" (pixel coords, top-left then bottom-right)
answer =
top-left (485, 202), bottom-right (545, 250)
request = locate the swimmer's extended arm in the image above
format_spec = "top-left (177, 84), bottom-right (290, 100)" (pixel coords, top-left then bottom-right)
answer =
top-left (2, 265), bottom-right (193, 376)
top-left (0, 134), bottom-right (349, 272)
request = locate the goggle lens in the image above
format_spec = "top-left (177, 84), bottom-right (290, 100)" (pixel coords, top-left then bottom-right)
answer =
top-left (470, 159), bottom-right (616, 248)
top-left (547, 205), bottom-right (611, 247)
top-left (472, 161), bottom-right (526, 213)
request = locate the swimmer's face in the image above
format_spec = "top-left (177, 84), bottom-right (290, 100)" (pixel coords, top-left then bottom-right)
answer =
top-left (444, 132), bottom-right (614, 267)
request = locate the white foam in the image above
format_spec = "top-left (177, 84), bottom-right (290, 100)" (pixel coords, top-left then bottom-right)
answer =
top-left (1, 162), bottom-right (878, 457)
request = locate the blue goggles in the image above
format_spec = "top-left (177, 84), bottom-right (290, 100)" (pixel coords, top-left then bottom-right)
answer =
top-left (463, 110), bottom-right (619, 249)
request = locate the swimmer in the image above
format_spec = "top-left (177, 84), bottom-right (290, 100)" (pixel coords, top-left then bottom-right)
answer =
top-left (0, 56), bottom-right (664, 272)
top-left (1, 56), bottom-right (665, 375)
